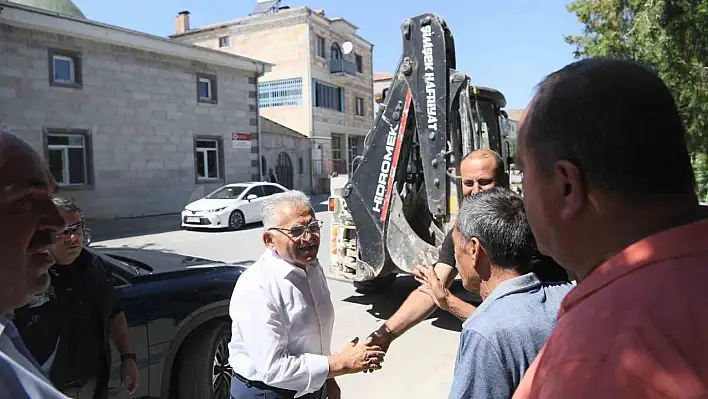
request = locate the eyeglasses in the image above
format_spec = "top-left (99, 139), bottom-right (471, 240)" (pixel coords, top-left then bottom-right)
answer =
top-left (57, 222), bottom-right (84, 238)
top-left (269, 220), bottom-right (322, 238)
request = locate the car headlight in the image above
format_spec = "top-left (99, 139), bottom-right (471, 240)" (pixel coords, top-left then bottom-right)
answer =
top-left (205, 207), bottom-right (227, 213)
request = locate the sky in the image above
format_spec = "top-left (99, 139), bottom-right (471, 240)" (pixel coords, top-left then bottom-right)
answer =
top-left (73, 0), bottom-right (584, 110)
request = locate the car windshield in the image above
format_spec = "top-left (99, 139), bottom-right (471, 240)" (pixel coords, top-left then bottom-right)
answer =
top-left (206, 186), bottom-right (246, 200)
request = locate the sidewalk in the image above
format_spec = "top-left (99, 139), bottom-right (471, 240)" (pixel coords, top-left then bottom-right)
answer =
top-left (86, 194), bottom-right (330, 242)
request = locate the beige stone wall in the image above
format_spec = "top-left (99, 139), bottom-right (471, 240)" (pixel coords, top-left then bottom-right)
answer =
top-left (309, 19), bottom-right (373, 177)
top-left (0, 24), bottom-right (260, 218)
top-left (183, 20), bottom-right (312, 136)
top-left (260, 117), bottom-right (311, 193)
top-left (172, 9), bottom-right (376, 191)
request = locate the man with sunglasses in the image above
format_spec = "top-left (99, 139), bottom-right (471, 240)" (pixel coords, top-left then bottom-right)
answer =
top-left (14, 196), bottom-right (138, 399)
top-left (228, 190), bottom-right (386, 399)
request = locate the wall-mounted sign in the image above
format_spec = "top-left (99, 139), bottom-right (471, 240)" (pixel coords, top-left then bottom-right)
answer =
top-left (232, 133), bottom-right (252, 149)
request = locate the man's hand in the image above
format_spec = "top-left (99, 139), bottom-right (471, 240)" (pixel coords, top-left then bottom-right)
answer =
top-left (326, 378), bottom-right (341, 399)
top-left (363, 324), bottom-right (396, 373)
top-left (413, 265), bottom-right (451, 310)
top-left (364, 324), bottom-right (394, 353)
top-left (328, 337), bottom-right (385, 377)
top-left (121, 357), bottom-right (139, 394)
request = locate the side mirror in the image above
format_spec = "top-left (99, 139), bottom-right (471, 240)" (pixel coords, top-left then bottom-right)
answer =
top-left (246, 194), bottom-right (258, 201)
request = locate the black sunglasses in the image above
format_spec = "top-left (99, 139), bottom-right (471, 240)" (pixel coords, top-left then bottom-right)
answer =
top-left (269, 220), bottom-right (322, 238)
top-left (57, 222), bottom-right (84, 237)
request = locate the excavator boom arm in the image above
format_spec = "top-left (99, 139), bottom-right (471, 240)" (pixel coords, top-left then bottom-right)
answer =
top-left (333, 13), bottom-right (508, 283)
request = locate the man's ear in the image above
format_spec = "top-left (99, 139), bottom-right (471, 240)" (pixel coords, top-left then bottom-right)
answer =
top-left (554, 160), bottom-right (586, 220)
top-left (469, 237), bottom-right (491, 279)
top-left (262, 231), bottom-right (276, 250)
top-left (466, 237), bottom-right (481, 263)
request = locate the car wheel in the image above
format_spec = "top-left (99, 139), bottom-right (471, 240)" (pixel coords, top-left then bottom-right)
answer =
top-left (176, 320), bottom-right (233, 399)
top-left (228, 211), bottom-right (245, 230)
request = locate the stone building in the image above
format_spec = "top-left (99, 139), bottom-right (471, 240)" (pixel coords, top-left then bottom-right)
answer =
top-left (0, 0), bottom-right (271, 219)
top-left (373, 72), bottom-right (393, 104)
top-left (373, 72), bottom-right (393, 119)
top-left (259, 116), bottom-right (311, 192)
top-left (170, 1), bottom-right (374, 193)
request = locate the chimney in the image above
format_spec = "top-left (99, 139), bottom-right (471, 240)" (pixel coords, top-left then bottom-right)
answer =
top-left (175, 11), bottom-right (190, 34)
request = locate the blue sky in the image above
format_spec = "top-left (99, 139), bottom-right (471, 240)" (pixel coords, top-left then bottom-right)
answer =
top-left (73, 0), bottom-right (583, 110)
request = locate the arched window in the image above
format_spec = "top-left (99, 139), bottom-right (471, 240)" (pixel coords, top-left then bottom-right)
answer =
top-left (330, 42), bottom-right (342, 60)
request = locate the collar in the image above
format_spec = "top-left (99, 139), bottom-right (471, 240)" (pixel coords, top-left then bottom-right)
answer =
top-left (559, 216), bottom-right (708, 318)
top-left (0, 313), bottom-right (10, 336)
top-left (262, 249), bottom-right (315, 279)
top-left (462, 272), bottom-right (542, 328)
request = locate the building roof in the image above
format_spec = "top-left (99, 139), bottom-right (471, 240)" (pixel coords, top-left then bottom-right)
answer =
top-left (260, 116), bottom-right (308, 139)
top-left (7, 0), bottom-right (85, 19)
top-left (0, 1), bottom-right (272, 73)
top-left (374, 72), bottom-right (393, 82)
top-left (169, 6), bottom-right (373, 47)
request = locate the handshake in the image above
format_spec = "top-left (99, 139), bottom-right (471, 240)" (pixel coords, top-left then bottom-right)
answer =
top-left (328, 325), bottom-right (396, 376)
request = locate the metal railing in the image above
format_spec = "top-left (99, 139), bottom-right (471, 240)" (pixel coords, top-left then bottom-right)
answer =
top-left (329, 58), bottom-right (358, 76)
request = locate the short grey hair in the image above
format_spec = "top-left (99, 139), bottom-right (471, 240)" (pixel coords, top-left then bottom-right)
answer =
top-left (52, 196), bottom-right (83, 218)
top-left (52, 196), bottom-right (81, 213)
top-left (455, 187), bottom-right (535, 273)
top-left (261, 190), bottom-right (312, 229)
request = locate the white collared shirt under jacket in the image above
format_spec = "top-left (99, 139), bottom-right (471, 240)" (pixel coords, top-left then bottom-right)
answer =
top-left (228, 249), bottom-right (335, 398)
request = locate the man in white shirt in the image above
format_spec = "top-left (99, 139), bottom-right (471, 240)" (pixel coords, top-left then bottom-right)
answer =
top-left (0, 130), bottom-right (69, 398)
top-left (228, 190), bottom-right (385, 399)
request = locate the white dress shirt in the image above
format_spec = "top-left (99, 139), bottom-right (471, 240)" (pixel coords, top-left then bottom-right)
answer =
top-left (228, 249), bottom-right (335, 398)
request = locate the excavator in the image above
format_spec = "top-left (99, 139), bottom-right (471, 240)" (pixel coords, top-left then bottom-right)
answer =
top-left (328, 13), bottom-right (518, 293)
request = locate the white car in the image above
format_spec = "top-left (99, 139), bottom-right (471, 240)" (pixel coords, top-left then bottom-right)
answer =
top-left (181, 182), bottom-right (288, 230)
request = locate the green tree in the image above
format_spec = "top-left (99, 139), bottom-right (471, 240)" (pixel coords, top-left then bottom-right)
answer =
top-left (565, 0), bottom-right (708, 195)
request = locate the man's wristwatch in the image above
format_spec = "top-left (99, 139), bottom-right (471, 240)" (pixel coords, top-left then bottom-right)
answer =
top-left (120, 352), bottom-right (137, 362)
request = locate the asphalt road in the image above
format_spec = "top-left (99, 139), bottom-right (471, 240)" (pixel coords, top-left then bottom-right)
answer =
top-left (93, 204), bottom-right (469, 398)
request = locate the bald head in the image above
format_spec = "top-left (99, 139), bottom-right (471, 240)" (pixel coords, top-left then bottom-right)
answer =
top-left (459, 149), bottom-right (508, 197)
top-left (463, 149), bottom-right (504, 173)
top-left (0, 131), bottom-right (57, 193)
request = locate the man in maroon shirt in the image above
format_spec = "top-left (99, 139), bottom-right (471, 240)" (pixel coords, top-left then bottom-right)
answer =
top-left (513, 58), bottom-right (708, 398)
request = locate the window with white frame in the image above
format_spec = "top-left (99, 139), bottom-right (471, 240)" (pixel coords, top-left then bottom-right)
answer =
top-left (218, 36), bottom-right (230, 48)
top-left (355, 97), bottom-right (364, 116)
top-left (46, 132), bottom-right (89, 186)
top-left (258, 78), bottom-right (303, 108)
top-left (197, 74), bottom-right (217, 103)
top-left (49, 49), bottom-right (82, 87)
top-left (195, 138), bottom-right (222, 180)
